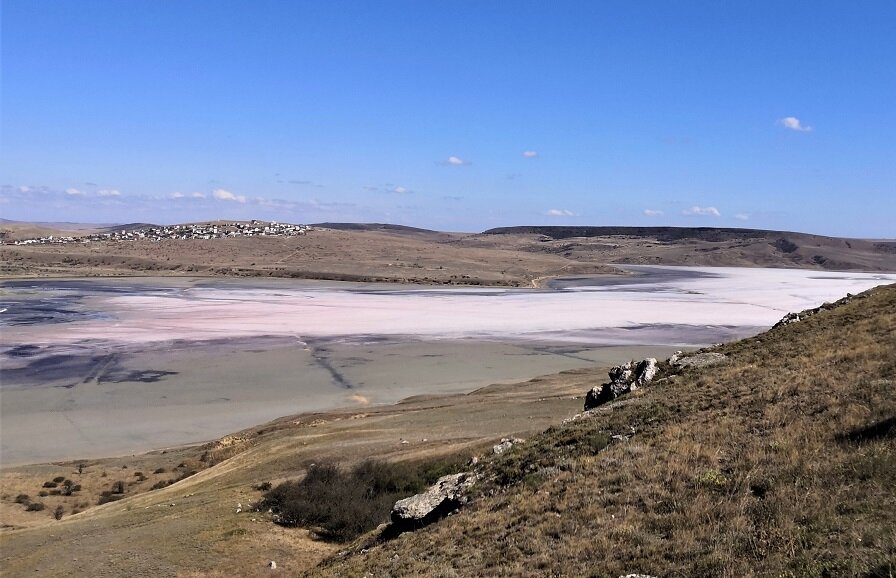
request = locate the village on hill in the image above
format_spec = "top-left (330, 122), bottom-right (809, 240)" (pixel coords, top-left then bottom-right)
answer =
top-left (5, 220), bottom-right (310, 246)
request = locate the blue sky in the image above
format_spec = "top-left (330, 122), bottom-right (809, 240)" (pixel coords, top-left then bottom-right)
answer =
top-left (2, 1), bottom-right (894, 236)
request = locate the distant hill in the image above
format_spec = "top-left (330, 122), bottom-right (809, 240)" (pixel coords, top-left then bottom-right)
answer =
top-left (482, 224), bottom-right (891, 243)
top-left (477, 225), bottom-right (896, 272)
top-left (312, 222), bottom-right (439, 234)
top-left (98, 223), bottom-right (160, 233)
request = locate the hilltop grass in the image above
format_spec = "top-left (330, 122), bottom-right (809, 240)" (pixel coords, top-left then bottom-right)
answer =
top-left (311, 285), bottom-right (896, 578)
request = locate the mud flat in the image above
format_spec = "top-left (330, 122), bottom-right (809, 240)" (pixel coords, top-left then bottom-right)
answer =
top-left (2, 265), bottom-right (893, 466)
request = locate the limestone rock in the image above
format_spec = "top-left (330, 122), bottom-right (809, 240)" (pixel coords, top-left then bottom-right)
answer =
top-left (583, 358), bottom-right (658, 410)
top-left (492, 437), bottom-right (524, 455)
top-left (670, 352), bottom-right (728, 369)
top-left (391, 472), bottom-right (476, 529)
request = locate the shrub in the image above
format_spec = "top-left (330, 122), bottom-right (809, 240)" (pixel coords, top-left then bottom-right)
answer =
top-left (97, 494), bottom-right (124, 505)
top-left (111, 481), bottom-right (125, 494)
top-left (38, 491), bottom-right (49, 497)
top-left (42, 481), bottom-right (57, 488)
top-left (54, 505), bottom-right (64, 520)
top-left (26, 502), bottom-right (45, 512)
top-left (52, 476), bottom-right (65, 483)
top-left (253, 481), bottom-right (273, 491)
top-left (262, 457), bottom-right (463, 542)
top-left (153, 468), bottom-right (166, 474)
top-left (14, 494), bottom-right (30, 504)
top-left (150, 480), bottom-right (171, 490)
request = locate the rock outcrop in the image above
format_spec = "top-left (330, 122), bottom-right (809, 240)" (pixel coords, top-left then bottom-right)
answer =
top-left (670, 351), bottom-right (727, 369)
top-left (390, 472), bottom-right (477, 531)
top-left (584, 358), bottom-right (657, 410)
top-left (492, 437), bottom-right (524, 455)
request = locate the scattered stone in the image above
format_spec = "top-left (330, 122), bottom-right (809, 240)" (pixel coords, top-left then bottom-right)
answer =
top-left (268, 560), bottom-right (277, 569)
top-left (773, 312), bottom-right (801, 327)
top-left (618, 574), bottom-right (656, 578)
top-left (670, 352), bottom-right (728, 369)
top-left (584, 358), bottom-right (658, 410)
top-left (391, 472), bottom-right (477, 530)
top-left (492, 438), bottom-right (524, 455)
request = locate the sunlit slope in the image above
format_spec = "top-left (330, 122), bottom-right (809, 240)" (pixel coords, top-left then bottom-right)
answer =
top-left (314, 284), bottom-right (896, 577)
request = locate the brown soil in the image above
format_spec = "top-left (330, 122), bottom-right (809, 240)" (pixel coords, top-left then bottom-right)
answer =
top-left (3, 224), bottom-right (894, 284)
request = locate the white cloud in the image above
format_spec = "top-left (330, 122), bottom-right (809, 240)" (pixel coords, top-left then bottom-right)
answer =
top-left (18, 185), bottom-right (31, 193)
top-left (97, 189), bottom-right (121, 197)
top-left (522, 150), bottom-right (538, 158)
top-left (445, 155), bottom-right (470, 166)
top-left (212, 189), bottom-right (246, 203)
top-left (391, 186), bottom-right (410, 194)
top-left (191, 192), bottom-right (206, 198)
top-left (170, 192), bottom-right (185, 199)
top-left (682, 206), bottom-right (721, 217)
top-left (778, 116), bottom-right (813, 132)
top-left (735, 212), bottom-right (750, 221)
top-left (546, 208), bottom-right (575, 217)
top-left (643, 209), bottom-right (664, 216)
top-left (65, 188), bottom-right (83, 196)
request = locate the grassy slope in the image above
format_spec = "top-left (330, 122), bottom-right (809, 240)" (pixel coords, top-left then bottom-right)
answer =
top-left (314, 285), bottom-right (896, 578)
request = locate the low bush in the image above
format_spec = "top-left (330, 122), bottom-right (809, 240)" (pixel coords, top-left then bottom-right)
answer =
top-left (52, 476), bottom-right (65, 483)
top-left (14, 494), bottom-right (30, 504)
top-left (26, 502), bottom-right (45, 512)
top-left (54, 505), bottom-right (64, 520)
top-left (42, 481), bottom-right (57, 488)
top-left (262, 456), bottom-right (465, 542)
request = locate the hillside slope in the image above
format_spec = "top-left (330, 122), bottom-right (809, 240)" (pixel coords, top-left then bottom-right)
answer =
top-left (313, 285), bottom-right (896, 577)
top-left (477, 226), bottom-right (896, 272)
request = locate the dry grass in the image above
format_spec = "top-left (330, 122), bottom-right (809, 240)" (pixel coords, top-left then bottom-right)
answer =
top-left (312, 285), bottom-right (896, 577)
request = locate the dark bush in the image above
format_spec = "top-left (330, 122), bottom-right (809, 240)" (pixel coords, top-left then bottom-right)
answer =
top-left (97, 494), bottom-right (124, 505)
top-left (153, 468), bottom-right (166, 474)
top-left (62, 479), bottom-right (73, 488)
top-left (42, 481), bottom-right (58, 488)
top-left (253, 481), bottom-right (273, 491)
top-left (38, 491), bottom-right (49, 497)
top-left (71, 484), bottom-right (82, 492)
top-left (262, 457), bottom-right (464, 542)
top-left (111, 481), bottom-right (125, 494)
top-left (150, 480), bottom-right (171, 490)
top-left (52, 476), bottom-right (65, 483)
top-left (54, 505), bottom-right (64, 520)
top-left (26, 502), bottom-right (45, 512)
top-left (175, 470), bottom-right (196, 482)
top-left (14, 494), bottom-right (30, 504)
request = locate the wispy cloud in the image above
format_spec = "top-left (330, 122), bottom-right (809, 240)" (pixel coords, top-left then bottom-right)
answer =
top-left (391, 185), bottom-right (410, 194)
top-left (778, 116), bottom-right (813, 132)
top-left (682, 206), bottom-right (721, 217)
top-left (212, 188), bottom-right (247, 203)
top-left (643, 209), bottom-right (664, 216)
top-left (191, 191), bottom-right (206, 199)
top-left (96, 189), bottom-right (121, 197)
top-left (546, 208), bottom-right (575, 217)
top-left (735, 212), bottom-right (750, 221)
top-left (65, 188), bottom-right (83, 196)
top-left (442, 155), bottom-right (470, 166)
top-left (522, 150), bottom-right (538, 158)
